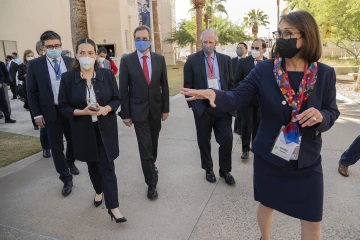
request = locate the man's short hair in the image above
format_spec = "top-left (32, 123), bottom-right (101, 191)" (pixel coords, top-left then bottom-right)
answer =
top-left (133, 25), bottom-right (152, 39)
top-left (97, 47), bottom-right (108, 54)
top-left (253, 38), bottom-right (267, 49)
top-left (12, 52), bottom-right (18, 57)
top-left (200, 29), bottom-right (219, 42)
top-left (6, 55), bottom-right (13, 60)
top-left (40, 30), bottom-right (61, 45)
top-left (238, 42), bottom-right (248, 49)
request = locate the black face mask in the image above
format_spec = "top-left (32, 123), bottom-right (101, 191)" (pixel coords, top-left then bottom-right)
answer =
top-left (276, 38), bottom-right (301, 59)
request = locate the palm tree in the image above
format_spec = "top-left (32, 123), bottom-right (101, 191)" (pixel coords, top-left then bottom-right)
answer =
top-left (69, 0), bottom-right (89, 52)
top-left (243, 9), bottom-right (270, 38)
top-left (191, 0), bottom-right (207, 52)
top-left (276, 0), bottom-right (280, 26)
top-left (203, 0), bottom-right (228, 29)
top-left (164, 18), bottom-right (196, 54)
top-left (152, 0), bottom-right (162, 54)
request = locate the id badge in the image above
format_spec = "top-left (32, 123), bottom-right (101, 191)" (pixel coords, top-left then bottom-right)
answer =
top-left (271, 126), bottom-right (302, 161)
top-left (207, 78), bottom-right (219, 90)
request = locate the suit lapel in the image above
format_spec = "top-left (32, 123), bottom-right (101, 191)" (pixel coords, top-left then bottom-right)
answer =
top-left (132, 51), bottom-right (148, 86)
top-left (197, 51), bottom-right (207, 83)
top-left (150, 52), bottom-right (156, 86)
top-left (42, 56), bottom-right (53, 93)
top-left (216, 53), bottom-right (226, 90)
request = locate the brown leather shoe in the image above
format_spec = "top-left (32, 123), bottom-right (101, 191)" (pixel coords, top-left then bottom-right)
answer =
top-left (338, 161), bottom-right (349, 177)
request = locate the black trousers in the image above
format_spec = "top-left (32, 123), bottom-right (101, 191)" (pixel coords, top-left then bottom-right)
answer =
top-left (87, 122), bottom-right (119, 209)
top-left (240, 105), bottom-right (259, 152)
top-left (340, 135), bottom-right (360, 167)
top-left (194, 111), bottom-right (233, 172)
top-left (0, 87), bottom-right (11, 119)
top-left (9, 80), bottom-right (17, 98)
top-left (134, 113), bottom-right (161, 187)
top-left (234, 110), bottom-right (242, 134)
top-left (40, 128), bottom-right (50, 150)
top-left (45, 107), bottom-right (75, 183)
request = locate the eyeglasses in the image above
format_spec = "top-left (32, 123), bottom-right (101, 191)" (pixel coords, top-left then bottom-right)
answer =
top-left (44, 44), bottom-right (62, 50)
top-left (273, 31), bottom-right (301, 40)
top-left (251, 46), bottom-right (262, 50)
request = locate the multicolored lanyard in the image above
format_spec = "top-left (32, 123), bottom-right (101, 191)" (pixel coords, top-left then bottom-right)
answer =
top-left (273, 58), bottom-right (318, 144)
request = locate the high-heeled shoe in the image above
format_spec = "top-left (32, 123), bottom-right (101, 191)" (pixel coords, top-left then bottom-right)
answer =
top-left (94, 193), bottom-right (103, 207)
top-left (108, 209), bottom-right (127, 223)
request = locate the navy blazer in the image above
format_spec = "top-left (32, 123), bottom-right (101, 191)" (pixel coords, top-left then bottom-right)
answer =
top-left (213, 59), bottom-right (340, 168)
top-left (184, 51), bottom-right (235, 117)
top-left (0, 61), bottom-right (10, 84)
top-left (26, 55), bottom-right (73, 122)
top-left (58, 67), bottom-right (121, 162)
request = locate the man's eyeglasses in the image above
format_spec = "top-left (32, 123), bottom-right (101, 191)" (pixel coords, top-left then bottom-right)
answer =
top-left (273, 31), bottom-right (301, 40)
top-left (44, 44), bottom-right (62, 50)
top-left (251, 46), bottom-right (262, 50)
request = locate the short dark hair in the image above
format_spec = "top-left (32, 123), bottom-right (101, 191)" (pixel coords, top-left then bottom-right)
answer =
top-left (35, 41), bottom-right (42, 52)
top-left (133, 25), bottom-right (151, 39)
top-left (12, 52), bottom-right (18, 57)
top-left (97, 47), bottom-right (107, 55)
top-left (72, 38), bottom-right (97, 70)
top-left (280, 10), bottom-right (322, 62)
top-left (40, 30), bottom-right (61, 45)
top-left (237, 42), bottom-right (248, 49)
top-left (6, 55), bottom-right (13, 61)
top-left (253, 38), bottom-right (267, 49)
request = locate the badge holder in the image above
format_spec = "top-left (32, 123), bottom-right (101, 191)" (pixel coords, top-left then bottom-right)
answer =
top-left (207, 78), bottom-right (219, 90)
top-left (271, 126), bottom-right (302, 161)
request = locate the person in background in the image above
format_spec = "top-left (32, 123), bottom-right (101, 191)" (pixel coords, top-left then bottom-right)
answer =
top-left (5, 55), bottom-right (19, 99)
top-left (61, 50), bottom-right (72, 57)
top-left (182, 11), bottom-right (339, 240)
top-left (18, 50), bottom-right (38, 129)
top-left (12, 52), bottom-right (23, 65)
top-left (232, 42), bottom-right (248, 136)
top-left (0, 60), bottom-right (11, 112)
top-left (0, 67), bottom-right (16, 123)
top-left (108, 49), bottom-right (115, 58)
top-left (59, 37), bottom-right (126, 223)
top-left (96, 47), bottom-right (111, 70)
top-left (338, 135), bottom-right (360, 177)
top-left (140, 4), bottom-right (151, 28)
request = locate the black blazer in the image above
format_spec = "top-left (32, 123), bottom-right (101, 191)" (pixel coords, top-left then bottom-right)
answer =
top-left (0, 61), bottom-right (10, 84)
top-left (58, 67), bottom-right (121, 162)
top-left (18, 63), bottom-right (27, 81)
top-left (26, 55), bottom-right (73, 122)
top-left (184, 50), bottom-right (235, 117)
top-left (119, 51), bottom-right (170, 122)
top-left (231, 57), bottom-right (239, 77)
top-left (8, 61), bottom-right (18, 83)
top-left (0, 67), bottom-right (4, 85)
top-left (213, 60), bottom-right (340, 168)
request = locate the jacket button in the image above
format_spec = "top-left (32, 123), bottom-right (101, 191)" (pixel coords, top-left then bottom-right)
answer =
top-left (282, 100), bottom-right (286, 105)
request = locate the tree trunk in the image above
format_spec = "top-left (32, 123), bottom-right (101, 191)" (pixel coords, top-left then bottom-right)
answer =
top-left (69, 0), bottom-right (88, 53)
top-left (252, 23), bottom-right (258, 38)
top-left (152, 0), bottom-right (162, 54)
top-left (355, 66), bottom-right (360, 91)
top-left (190, 42), bottom-right (194, 54)
top-left (277, 0), bottom-right (280, 27)
top-left (195, 6), bottom-right (204, 52)
top-left (204, 13), bottom-right (209, 29)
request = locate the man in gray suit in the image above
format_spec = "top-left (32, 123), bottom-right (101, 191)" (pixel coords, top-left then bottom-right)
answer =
top-left (97, 47), bottom-right (111, 70)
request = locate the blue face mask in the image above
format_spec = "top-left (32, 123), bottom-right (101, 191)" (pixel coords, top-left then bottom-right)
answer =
top-left (47, 48), bottom-right (62, 59)
top-left (135, 40), bottom-right (151, 52)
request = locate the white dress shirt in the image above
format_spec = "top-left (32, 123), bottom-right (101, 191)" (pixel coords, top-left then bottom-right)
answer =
top-left (46, 55), bottom-right (67, 105)
top-left (254, 56), bottom-right (264, 66)
top-left (82, 72), bottom-right (98, 122)
top-left (137, 50), bottom-right (152, 82)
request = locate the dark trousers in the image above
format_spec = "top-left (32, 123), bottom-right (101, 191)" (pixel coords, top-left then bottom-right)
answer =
top-left (240, 105), bottom-right (259, 152)
top-left (0, 87), bottom-right (11, 119)
top-left (133, 113), bottom-right (161, 187)
top-left (40, 128), bottom-right (50, 150)
top-left (45, 107), bottom-right (75, 183)
top-left (194, 111), bottom-right (233, 172)
top-left (9, 80), bottom-right (17, 98)
top-left (234, 110), bottom-right (242, 134)
top-left (87, 122), bottom-right (119, 209)
top-left (340, 135), bottom-right (360, 167)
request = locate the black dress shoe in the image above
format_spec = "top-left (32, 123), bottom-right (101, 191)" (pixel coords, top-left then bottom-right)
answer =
top-left (67, 162), bottom-right (80, 175)
top-left (0, 113), bottom-right (3, 119)
top-left (62, 181), bottom-right (73, 196)
top-left (147, 186), bottom-right (158, 200)
top-left (206, 170), bottom-right (216, 183)
top-left (108, 209), bottom-right (127, 223)
top-left (43, 149), bottom-right (51, 158)
top-left (94, 193), bottom-right (103, 207)
top-left (241, 151), bottom-right (249, 159)
top-left (5, 118), bottom-right (16, 123)
top-left (219, 171), bottom-right (236, 185)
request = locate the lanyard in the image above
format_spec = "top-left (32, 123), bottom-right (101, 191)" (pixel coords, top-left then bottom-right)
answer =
top-left (47, 57), bottom-right (62, 79)
top-left (205, 53), bottom-right (216, 77)
top-left (285, 62), bottom-right (307, 110)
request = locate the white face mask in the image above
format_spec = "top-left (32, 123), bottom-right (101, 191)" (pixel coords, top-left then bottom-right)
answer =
top-left (97, 57), bottom-right (105, 63)
top-left (251, 49), bottom-right (261, 59)
top-left (78, 56), bottom-right (95, 70)
top-left (26, 57), bottom-right (35, 61)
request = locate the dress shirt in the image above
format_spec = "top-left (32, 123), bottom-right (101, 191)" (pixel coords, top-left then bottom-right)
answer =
top-left (46, 55), bottom-right (67, 105)
top-left (254, 56), bottom-right (264, 66)
top-left (14, 58), bottom-right (22, 65)
top-left (81, 72), bottom-right (98, 122)
top-left (137, 50), bottom-right (152, 82)
top-left (204, 51), bottom-right (221, 90)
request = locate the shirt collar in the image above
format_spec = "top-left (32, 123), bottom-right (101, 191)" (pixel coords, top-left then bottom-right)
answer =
top-left (204, 51), bottom-right (215, 59)
top-left (137, 50), bottom-right (151, 59)
top-left (46, 55), bottom-right (62, 62)
top-left (80, 71), bottom-right (96, 79)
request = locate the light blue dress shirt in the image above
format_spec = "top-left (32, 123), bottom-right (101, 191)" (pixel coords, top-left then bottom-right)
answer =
top-left (204, 51), bottom-right (221, 90)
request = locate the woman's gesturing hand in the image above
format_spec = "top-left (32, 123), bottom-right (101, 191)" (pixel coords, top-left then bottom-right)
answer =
top-left (296, 107), bottom-right (323, 127)
top-left (180, 88), bottom-right (217, 107)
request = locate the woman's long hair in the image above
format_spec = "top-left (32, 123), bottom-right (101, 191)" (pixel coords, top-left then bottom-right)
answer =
top-left (23, 49), bottom-right (34, 65)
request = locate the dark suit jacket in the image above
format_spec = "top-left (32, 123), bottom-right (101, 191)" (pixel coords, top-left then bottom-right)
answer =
top-left (231, 57), bottom-right (239, 77)
top-left (119, 51), bottom-right (170, 122)
top-left (8, 61), bottom-right (18, 83)
top-left (213, 60), bottom-right (340, 168)
top-left (0, 67), bottom-right (4, 85)
top-left (184, 50), bottom-right (235, 117)
top-left (0, 61), bottom-right (10, 84)
top-left (58, 67), bottom-right (121, 162)
top-left (26, 55), bottom-right (73, 122)
top-left (234, 55), bottom-right (267, 106)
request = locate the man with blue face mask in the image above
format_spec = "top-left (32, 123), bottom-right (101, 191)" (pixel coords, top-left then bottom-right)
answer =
top-left (27, 30), bottom-right (79, 197)
top-left (184, 29), bottom-right (236, 186)
top-left (119, 25), bottom-right (169, 200)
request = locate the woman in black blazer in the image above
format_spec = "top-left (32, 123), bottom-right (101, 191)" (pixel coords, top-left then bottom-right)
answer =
top-left (58, 38), bottom-right (126, 223)
top-left (182, 11), bottom-right (339, 240)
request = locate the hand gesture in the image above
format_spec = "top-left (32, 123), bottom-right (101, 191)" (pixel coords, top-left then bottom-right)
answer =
top-left (123, 118), bottom-right (132, 127)
top-left (181, 88), bottom-right (217, 107)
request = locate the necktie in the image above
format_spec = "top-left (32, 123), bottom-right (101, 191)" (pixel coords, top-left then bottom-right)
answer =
top-left (52, 59), bottom-right (61, 80)
top-left (142, 56), bottom-right (150, 85)
top-left (207, 55), bottom-right (214, 78)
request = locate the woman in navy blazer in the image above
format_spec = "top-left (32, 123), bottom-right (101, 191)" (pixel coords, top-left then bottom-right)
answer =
top-left (58, 38), bottom-right (126, 223)
top-left (182, 11), bottom-right (339, 240)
